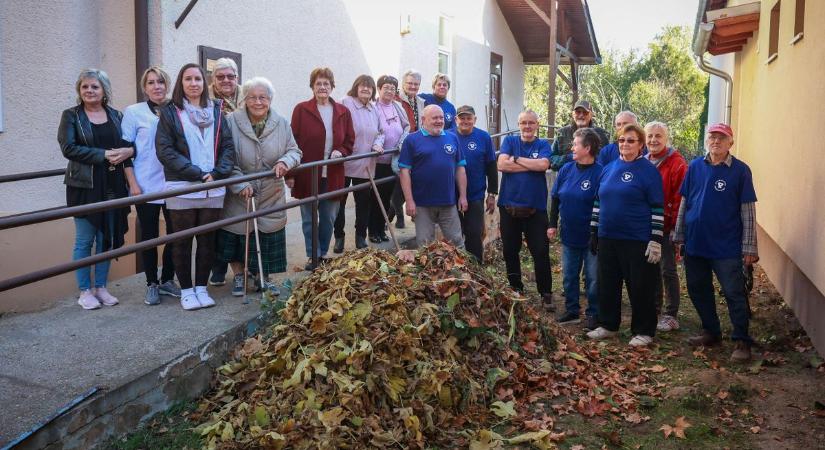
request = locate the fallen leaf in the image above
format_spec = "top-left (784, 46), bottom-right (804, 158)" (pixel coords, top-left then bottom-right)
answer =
top-left (642, 364), bottom-right (668, 373)
top-left (660, 416), bottom-right (691, 439)
top-left (490, 400), bottom-right (517, 419)
top-left (750, 426), bottom-right (761, 434)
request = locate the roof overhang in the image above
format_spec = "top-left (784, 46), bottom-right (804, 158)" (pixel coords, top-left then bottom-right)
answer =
top-left (693, 1), bottom-right (760, 56)
top-left (496, 0), bottom-right (601, 65)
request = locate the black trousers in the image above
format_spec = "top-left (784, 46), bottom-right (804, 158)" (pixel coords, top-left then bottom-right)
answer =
top-left (390, 179), bottom-right (405, 224)
top-left (334, 177), bottom-right (371, 238)
top-left (368, 163), bottom-right (395, 237)
top-left (499, 207), bottom-right (552, 295)
top-left (168, 208), bottom-right (221, 289)
top-left (460, 199), bottom-right (485, 262)
top-left (597, 238), bottom-right (658, 336)
top-left (135, 203), bottom-right (175, 285)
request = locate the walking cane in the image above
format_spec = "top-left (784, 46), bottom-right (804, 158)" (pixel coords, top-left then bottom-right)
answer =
top-left (367, 167), bottom-right (401, 252)
top-left (250, 197), bottom-right (266, 296)
top-left (242, 197), bottom-right (252, 304)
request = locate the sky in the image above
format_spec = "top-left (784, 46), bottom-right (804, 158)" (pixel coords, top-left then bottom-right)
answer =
top-left (586, 0), bottom-right (701, 53)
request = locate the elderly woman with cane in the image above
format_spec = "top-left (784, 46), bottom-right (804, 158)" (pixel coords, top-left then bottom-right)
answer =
top-left (218, 77), bottom-right (302, 297)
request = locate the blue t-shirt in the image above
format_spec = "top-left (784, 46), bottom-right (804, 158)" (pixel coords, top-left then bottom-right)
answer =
top-left (418, 93), bottom-right (456, 130)
top-left (451, 127), bottom-right (495, 202)
top-left (680, 155), bottom-right (757, 259)
top-left (597, 157), bottom-right (664, 242)
top-left (398, 130), bottom-right (466, 207)
top-left (497, 135), bottom-right (552, 211)
top-left (597, 142), bottom-right (649, 167)
top-left (552, 161), bottom-right (603, 248)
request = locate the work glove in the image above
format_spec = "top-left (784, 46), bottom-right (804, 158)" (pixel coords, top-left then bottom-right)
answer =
top-left (645, 241), bottom-right (662, 264)
top-left (589, 233), bottom-right (599, 256)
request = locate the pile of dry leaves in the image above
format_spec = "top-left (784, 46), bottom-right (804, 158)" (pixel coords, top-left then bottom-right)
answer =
top-left (195, 242), bottom-right (659, 449)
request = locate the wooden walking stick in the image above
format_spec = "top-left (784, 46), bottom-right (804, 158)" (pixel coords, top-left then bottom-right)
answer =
top-left (251, 197), bottom-right (266, 295)
top-left (242, 197), bottom-right (251, 304)
top-left (367, 167), bottom-right (401, 252)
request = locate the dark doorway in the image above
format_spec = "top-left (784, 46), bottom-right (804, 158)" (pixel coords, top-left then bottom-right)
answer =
top-left (489, 53), bottom-right (503, 147)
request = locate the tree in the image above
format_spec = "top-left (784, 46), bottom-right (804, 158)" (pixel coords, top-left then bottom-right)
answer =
top-left (524, 25), bottom-right (708, 157)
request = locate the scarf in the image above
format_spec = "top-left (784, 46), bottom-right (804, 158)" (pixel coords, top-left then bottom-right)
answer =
top-left (646, 148), bottom-right (674, 168)
top-left (183, 99), bottom-right (214, 129)
top-left (406, 93), bottom-right (419, 125)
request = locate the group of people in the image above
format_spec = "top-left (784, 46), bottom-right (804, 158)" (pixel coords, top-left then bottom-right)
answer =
top-left (58, 61), bottom-right (758, 361)
top-left (537, 102), bottom-right (758, 361)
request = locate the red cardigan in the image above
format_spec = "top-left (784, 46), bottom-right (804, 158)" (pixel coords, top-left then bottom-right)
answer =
top-left (656, 149), bottom-right (688, 234)
top-left (289, 98), bottom-right (354, 199)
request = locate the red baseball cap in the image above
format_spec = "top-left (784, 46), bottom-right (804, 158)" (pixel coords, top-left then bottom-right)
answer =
top-left (707, 123), bottom-right (734, 138)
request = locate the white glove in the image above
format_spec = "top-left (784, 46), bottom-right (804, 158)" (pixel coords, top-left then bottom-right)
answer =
top-left (645, 241), bottom-right (662, 264)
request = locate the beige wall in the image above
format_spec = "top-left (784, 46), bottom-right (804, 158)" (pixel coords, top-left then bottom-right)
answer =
top-left (724, 0), bottom-right (825, 353)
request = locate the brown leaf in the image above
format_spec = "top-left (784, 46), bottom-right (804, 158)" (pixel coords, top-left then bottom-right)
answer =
top-left (661, 416), bottom-right (691, 439)
top-left (750, 426), bottom-right (761, 434)
top-left (717, 390), bottom-right (730, 400)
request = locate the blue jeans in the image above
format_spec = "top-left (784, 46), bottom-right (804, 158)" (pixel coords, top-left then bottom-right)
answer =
top-left (73, 217), bottom-right (112, 290)
top-left (300, 199), bottom-right (340, 258)
top-left (561, 244), bottom-right (598, 317)
top-left (684, 255), bottom-right (752, 343)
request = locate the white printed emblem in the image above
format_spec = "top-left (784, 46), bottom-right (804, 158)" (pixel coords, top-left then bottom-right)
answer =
top-left (467, 141), bottom-right (478, 151)
top-left (621, 172), bottom-right (633, 183)
top-left (714, 179), bottom-right (727, 191)
top-left (444, 144), bottom-right (455, 155)
top-left (445, 113), bottom-right (453, 122)
top-left (580, 180), bottom-right (592, 191)
top-left (531, 152), bottom-right (539, 158)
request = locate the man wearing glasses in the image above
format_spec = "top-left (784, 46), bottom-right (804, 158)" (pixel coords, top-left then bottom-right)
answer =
top-left (673, 123), bottom-right (759, 362)
top-left (497, 110), bottom-right (554, 309)
top-left (209, 57), bottom-right (241, 113)
top-left (550, 100), bottom-right (609, 171)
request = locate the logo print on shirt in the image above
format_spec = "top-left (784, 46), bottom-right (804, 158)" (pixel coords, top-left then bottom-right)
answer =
top-left (467, 141), bottom-right (478, 151)
top-left (531, 152), bottom-right (539, 158)
top-left (445, 113), bottom-right (453, 122)
top-left (444, 144), bottom-right (455, 155)
top-left (621, 172), bottom-right (633, 183)
top-left (714, 179), bottom-right (727, 191)
top-left (580, 180), bottom-right (591, 191)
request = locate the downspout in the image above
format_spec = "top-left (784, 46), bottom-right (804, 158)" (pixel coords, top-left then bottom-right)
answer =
top-left (692, 1), bottom-right (733, 124)
top-left (134, 0), bottom-right (150, 101)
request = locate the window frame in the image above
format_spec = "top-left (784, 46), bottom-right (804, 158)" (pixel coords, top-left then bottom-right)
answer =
top-left (767, 0), bottom-right (781, 64)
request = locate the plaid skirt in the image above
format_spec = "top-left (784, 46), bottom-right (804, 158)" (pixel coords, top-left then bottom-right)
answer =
top-left (217, 228), bottom-right (287, 274)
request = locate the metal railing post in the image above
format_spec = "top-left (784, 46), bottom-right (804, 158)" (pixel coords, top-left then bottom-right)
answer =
top-left (310, 166), bottom-right (319, 268)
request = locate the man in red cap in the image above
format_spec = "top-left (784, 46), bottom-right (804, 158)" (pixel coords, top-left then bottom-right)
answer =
top-left (673, 123), bottom-right (759, 362)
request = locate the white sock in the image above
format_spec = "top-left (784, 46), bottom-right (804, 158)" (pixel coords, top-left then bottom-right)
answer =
top-left (181, 288), bottom-right (195, 297)
top-left (194, 285), bottom-right (208, 294)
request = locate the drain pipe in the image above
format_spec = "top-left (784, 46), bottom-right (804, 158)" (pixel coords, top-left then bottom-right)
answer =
top-left (693, 22), bottom-right (733, 124)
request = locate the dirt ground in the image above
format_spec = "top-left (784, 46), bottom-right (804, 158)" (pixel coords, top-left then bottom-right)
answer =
top-left (106, 241), bottom-right (825, 450)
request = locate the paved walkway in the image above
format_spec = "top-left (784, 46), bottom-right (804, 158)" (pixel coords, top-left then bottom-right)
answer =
top-left (0, 201), bottom-right (416, 447)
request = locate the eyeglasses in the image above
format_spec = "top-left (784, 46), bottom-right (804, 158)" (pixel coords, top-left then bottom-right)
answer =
top-left (380, 86), bottom-right (397, 92)
top-left (246, 95), bottom-right (270, 103)
top-left (215, 74), bottom-right (237, 81)
top-left (617, 138), bottom-right (640, 144)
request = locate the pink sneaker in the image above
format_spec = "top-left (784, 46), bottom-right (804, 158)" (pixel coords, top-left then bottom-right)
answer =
top-left (78, 289), bottom-right (101, 310)
top-left (94, 287), bottom-right (119, 306)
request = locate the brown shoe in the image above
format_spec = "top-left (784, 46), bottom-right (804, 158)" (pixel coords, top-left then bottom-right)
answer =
top-left (687, 331), bottom-right (721, 347)
top-left (541, 293), bottom-right (556, 312)
top-left (730, 341), bottom-right (752, 362)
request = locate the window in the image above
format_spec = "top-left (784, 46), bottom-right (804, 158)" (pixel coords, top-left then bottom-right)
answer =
top-left (792, 0), bottom-right (804, 44)
top-left (437, 15), bottom-right (451, 75)
top-left (767, 0), bottom-right (780, 63)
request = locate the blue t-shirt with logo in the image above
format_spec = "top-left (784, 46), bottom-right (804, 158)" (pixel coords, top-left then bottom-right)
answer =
top-left (597, 157), bottom-right (663, 242)
top-left (398, 130), bottom-right (466, 207)
top-left (497, 135), bottom-right (552, 211)
top-left (597, 142), bottom-right (649, 167)
top-left (680, 155), bottom-right (757, 259)
top-left (552, 161), bottom-right (603, 248)
top-left (418, 93), bottom-right (456, 130)
top-left (451, 127), bottom-right (495, 202)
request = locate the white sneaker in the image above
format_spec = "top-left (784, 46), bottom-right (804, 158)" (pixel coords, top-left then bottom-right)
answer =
top-left (194, 286), bottom-right (215, 308)
top-left (94, 287), bottom-right (119, 306)
top-left (629, 335), bottom-right (654, 347)
top-left (77, 289), bottom-right (101, 310)
top-left (180, 292), bottom-right (201, 311)
top-left (656, 315), bottom-right (680, 332)
top-left (586, 327), bottom-right (618, 340)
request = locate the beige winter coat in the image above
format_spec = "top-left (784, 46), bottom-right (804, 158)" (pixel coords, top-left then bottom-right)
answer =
top-left (222, 109), bottom-right (302, 234)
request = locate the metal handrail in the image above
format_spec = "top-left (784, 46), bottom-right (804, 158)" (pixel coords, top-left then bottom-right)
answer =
top-left (0, 149), bottom-right (398, 230)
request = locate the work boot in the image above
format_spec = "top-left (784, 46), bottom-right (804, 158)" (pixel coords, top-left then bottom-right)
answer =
top-left (731, 341), bottom-right (752, 362)
top-left (356, 235), bottom-right (368, 249)
top-left (334, 237), bottom-right (345, 254)
top-left (556, 311), bottom-right (580, 325)
top-left (687, 330), bottom-right (721, 347)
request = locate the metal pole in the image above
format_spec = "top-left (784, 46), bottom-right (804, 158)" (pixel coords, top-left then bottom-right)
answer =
top-left (242, 197), bottom-right (251, 304)
top-left (251, 198), bottom-right (265, 293)
top-left (367, 167), bottom-right (401, 252)
top-left (310, 166), bottom-right (319, 270)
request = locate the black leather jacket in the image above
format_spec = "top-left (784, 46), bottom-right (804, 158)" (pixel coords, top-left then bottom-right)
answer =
top-left (57, 105), bottom-right (131, 189)
top-left (155, 101), bottom-right (235, 182)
